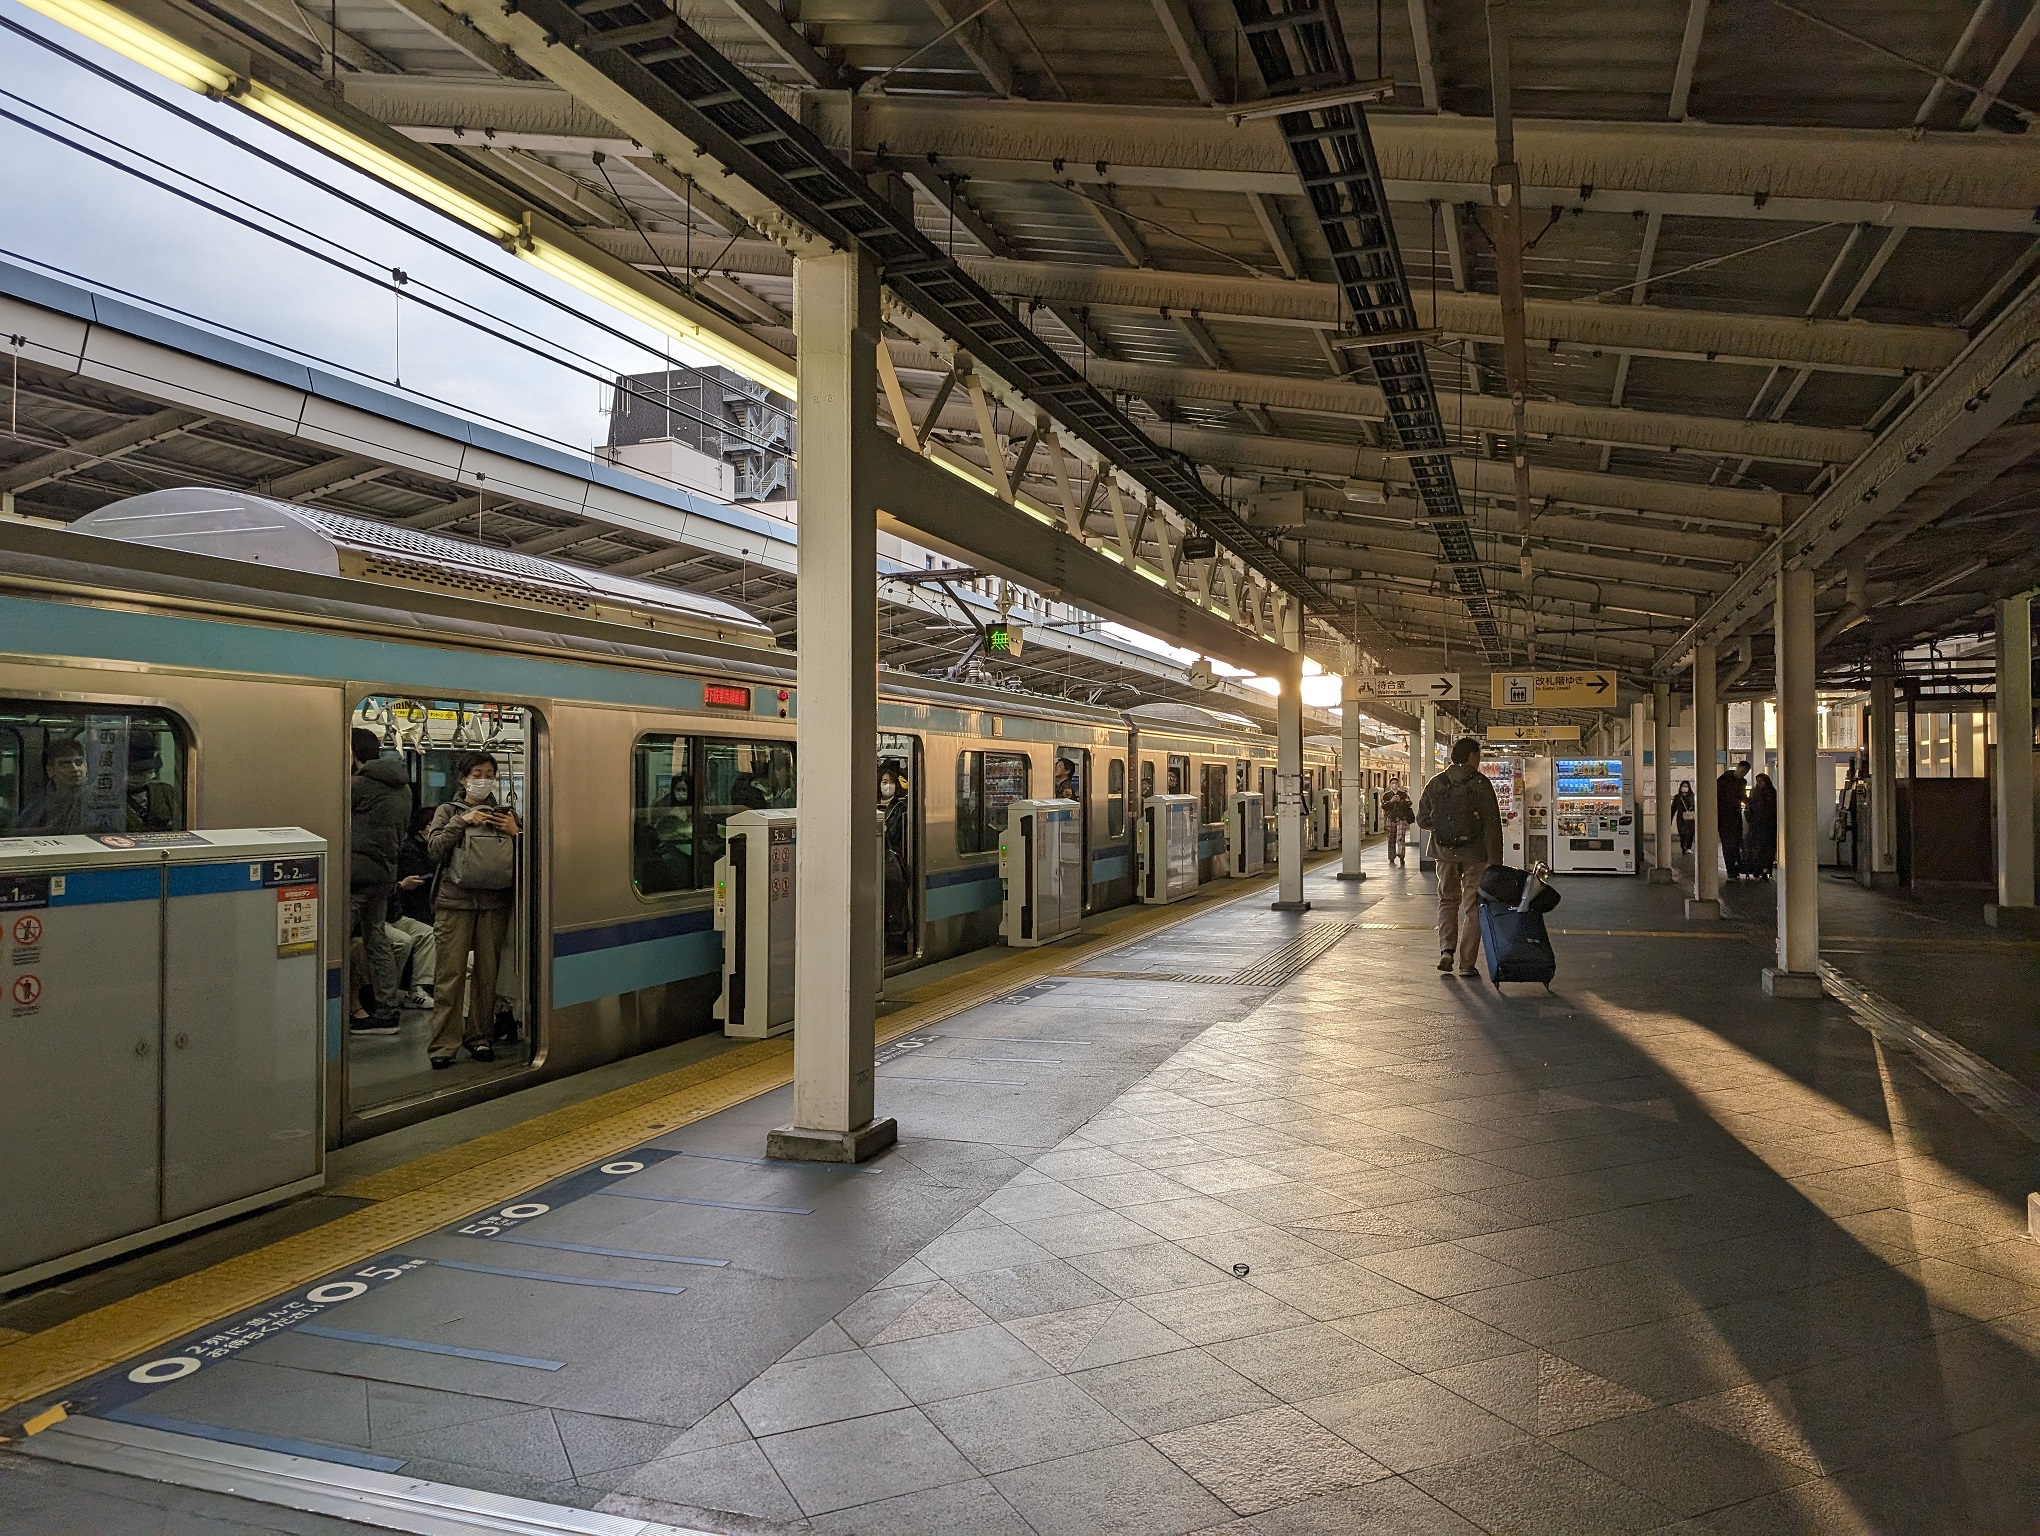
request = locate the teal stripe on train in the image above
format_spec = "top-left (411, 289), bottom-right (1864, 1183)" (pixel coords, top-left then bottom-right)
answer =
top-left (552, 930), bottom-right (722, 1009)
top-left (0, 594), bottom-right (754, 712)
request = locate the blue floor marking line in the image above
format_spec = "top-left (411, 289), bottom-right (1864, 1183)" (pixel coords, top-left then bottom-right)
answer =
top-left (948, 1055), bottom-right (1064, 1065)
top-left (961, 1035), bottom-right (1094, 1045)
top-left (295, 1324), bottom-right (566, 1371)
top-left (672, 1148), bottom-right (880, 1174)
top-left (430, 1258), bottom-right (687, 1295)
top-left (494, 1235), bottom-right (729, 1267)
top-left (596, 1189), bottom-right (814, 1216)
top-left (104, 1406), bottom-right (409, 1472)
top-left (880, 1072), bottom-right (1027, 1086)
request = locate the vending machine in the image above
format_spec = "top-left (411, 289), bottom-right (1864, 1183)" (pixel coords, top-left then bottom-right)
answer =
top-left (1478, 756), bottom-right (1527, 869)
top-left (1551, 757), bottom-right (1635, 874)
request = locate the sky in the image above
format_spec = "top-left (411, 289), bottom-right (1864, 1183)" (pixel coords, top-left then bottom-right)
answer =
top-left (0, 0), bottom-right (711, 460)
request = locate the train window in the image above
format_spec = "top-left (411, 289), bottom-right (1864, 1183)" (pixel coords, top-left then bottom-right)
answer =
top-left (0, 704), bottom-right (186, 835)
top-left (1106, 758), bottom-right (1126, 837)
top-left (632, 735), bottom-right (696, 895)
top-left (1200, 763), bottom-right (1229, 824)
top-left (1140, 760), bottom-right (1155, 800)
top-left (1166, 754), bottom-right (1189, 796)
top-left (1236, 759), bottom-right (1250, 791)
top-left (1052, 751), bottom-right (1081, 803)
top-left (698, 739), bottom-right (795, 886)
top-left (957, 750), bottom-right (1029, 855)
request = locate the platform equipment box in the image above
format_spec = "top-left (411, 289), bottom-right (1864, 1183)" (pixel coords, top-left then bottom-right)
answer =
top-left (0, 828), bottom-right (326, 1292)
top-left (1000, 798), bottom-right (1083, 947)
top-left (713, 807), bottom-right (798, 1039)
top-left (1227, 791), bottom-right (1266, 877)
top-left (1138, 794), bottom-right (1201, 904)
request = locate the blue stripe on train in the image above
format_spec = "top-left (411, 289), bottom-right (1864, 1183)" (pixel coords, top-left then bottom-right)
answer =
top-left (551, 908), bottom-right (719, 1010)
top-left (924, 864), bottom-right (1001, 922)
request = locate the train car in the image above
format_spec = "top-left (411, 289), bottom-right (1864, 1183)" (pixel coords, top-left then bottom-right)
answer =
top-left (0, 488), bottom-right (1338, 1145)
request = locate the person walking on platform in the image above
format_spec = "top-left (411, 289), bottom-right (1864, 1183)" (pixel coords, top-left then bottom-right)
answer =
top-left (1383, 785), bottom-right (1415, 866)
top-left (1673, 779), bottom-right (1696, 857)
top-left (1418, 739), bottom-right (1505, 976)
top-left (425, 752), bottom-right (521, 1069)
top-left (1716, 761), bottom-right (1748, 882)
top-left (348, 728), bottom-right (411, 1036)
top-left (1745, 771), bottom-right (1778, 880)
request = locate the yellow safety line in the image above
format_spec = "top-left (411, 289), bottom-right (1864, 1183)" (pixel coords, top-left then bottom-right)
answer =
top-left (0, 858), bottom-right (1331, 1414)
top-left (1551, 928), bottom-right (1749, 939)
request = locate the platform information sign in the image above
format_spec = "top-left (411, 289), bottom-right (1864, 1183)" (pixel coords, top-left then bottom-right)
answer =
top-left (1486, 724), bottom-right (1582, 742)
top-left (1491, 670), bottom-right (1616, 709)
top-left (1350, 673), bottom-right (1458, 703)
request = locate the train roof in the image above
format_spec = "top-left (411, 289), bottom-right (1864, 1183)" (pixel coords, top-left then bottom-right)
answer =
top-left (72, 488), bottom-right (776, 646)
top-left (1124, 701), bottom-right (1261, 735)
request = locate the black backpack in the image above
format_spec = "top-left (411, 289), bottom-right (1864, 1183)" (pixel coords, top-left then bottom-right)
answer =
top-left (1428, 774), bottom-right (1484, 850)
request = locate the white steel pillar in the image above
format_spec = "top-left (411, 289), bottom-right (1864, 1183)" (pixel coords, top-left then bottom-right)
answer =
top-left (1628, 699), bottom-right (1647, 870)
top-left (1867, 648), bottom-right (1899, 887)
top-left (769, 247), bottom-right (895, 1163)
top-left (1988, 592), bottom-right (2036, 930)
top-left (1649, 681), bottom-right (1676, 883)
top-left (1688, 643), bottom-right (1722, 917)
top-left (1415, 700), bottom-right (1436, 871)
top-left (1338, 671), bottom-right (1365, 882)
top-left (1273, 600), bottom-right (1309, 910)
top-left (1765, 565), bottom-right (1823, 997)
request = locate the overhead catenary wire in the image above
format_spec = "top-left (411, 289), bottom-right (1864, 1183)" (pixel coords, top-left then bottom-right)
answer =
top-left (0, 86), bottom-right (785, 457)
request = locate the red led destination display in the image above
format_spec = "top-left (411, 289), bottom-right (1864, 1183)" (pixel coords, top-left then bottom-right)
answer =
top-left (702, 682), bottom-right (753, 710)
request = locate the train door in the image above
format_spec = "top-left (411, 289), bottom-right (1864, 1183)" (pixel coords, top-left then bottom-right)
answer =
top-left (1053, 747), bottom-right (1090, 908)
top-left (346, 695), bottom-right (539, 1122)
top-left (878, 732), bottom-right (922, 964)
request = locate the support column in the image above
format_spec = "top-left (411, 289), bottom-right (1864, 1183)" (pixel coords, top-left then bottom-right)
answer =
top-left (1988, 592), bottom-right (2036, 931)
top-left (1688, 643), bottom-right (1722, 917)
top-left (1416, 701), bottom-right (1436, 871)
top-left (1765, 564), bottom-right (1823, 998)
top-left (1649, 681), bottom-right (1676, 883)
top-left (1628, 699), bottom-right (1647, 873)
top-left (769, 248), bottom-right (896, 1164)
top-left (1273, 600), bottom-right (1310, 910)
top-left (1338, 671), bottom-right (1365, 882)
top-left (1867, 648), bottom-right (1899, 887)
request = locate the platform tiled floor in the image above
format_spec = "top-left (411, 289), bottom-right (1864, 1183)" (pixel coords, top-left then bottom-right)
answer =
top-left (12, 852), bottom-right (2040, 1535)
top-left (577, 862), bottom-right (2040, 1535)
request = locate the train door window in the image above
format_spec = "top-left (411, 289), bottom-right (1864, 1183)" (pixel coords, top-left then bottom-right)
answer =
top-left (1140, 760), bottom-right (1155, 800)
top-left (348, 696), bottom-right (535, 1112)
top-left (1236, 759), bottom-right (1249, 791)
top-left (1166, 754), bottom-right (1189, 796)
top-left (631, 735), bottom-right (695, 895)
top-left (0, 704), bottom-right (187, 835)
top-left (699, 738), bottom-right (796, 885)
top-left (957, 750), bottom-right (1029, 854)
top-left (1056, 749), bottom-right (1091, 903)
top-left (878, 733), bottom-right (920, 961)
top-left (1200, 762), bottom-right (1228, 824)
top-left (1106, 758), bottom-right (1126, 836)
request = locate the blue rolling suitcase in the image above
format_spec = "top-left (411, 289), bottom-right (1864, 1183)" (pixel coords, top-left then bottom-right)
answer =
top-left (1478, 901), bottom-right (1557, 990)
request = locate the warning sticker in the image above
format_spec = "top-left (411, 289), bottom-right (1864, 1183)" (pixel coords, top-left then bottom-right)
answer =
top-left (11, 972), bottom-right (42, 1017)
top-left (276, 885), bottom-right (318, 956)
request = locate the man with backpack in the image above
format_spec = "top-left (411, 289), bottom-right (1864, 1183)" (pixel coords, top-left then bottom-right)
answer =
top-left (1418, 737), bottom-right (1506, 975)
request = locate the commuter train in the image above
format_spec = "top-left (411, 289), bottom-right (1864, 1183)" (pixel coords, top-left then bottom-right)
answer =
top-left (0, 489), bottom-right (1399, 1145)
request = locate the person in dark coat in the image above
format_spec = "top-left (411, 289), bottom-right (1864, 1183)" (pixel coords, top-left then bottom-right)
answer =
top-left (1715, 763), bottom-right (1747, 882)
top-left (1744, 772), bottom-right (1778, 880)
top-left (349, 728), bottom-right (413, 1034)
top-left (1672, 780), bottom-right (1696, 856)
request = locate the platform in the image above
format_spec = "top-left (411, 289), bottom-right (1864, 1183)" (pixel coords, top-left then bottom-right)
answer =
top-left (6, 847), bottom-right (2040, 1535)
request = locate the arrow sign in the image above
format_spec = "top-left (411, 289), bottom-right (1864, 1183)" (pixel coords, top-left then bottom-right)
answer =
top-left (1487, 724), bottom-right (1582, 743)
top-left (1490, 670), bottom-right (1618, 709)
top-left (1351, 673), bottom-right (1459, 704)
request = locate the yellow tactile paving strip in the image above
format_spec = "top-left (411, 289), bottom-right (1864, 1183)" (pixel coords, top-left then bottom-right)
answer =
top-left (0, 859), bottom-right (1330, 1415)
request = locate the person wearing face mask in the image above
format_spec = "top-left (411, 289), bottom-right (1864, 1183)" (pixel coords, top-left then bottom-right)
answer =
top-left (879, 760), bottom-right (911, 956)
top-left (424, 753), bottom-right (522, 1069)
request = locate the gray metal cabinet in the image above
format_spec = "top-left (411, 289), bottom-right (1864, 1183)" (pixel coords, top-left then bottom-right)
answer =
top-left (0, 830), bottom-right (325, 1291)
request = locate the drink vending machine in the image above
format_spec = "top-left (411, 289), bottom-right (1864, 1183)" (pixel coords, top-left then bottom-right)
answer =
top-left (1551, 757), bottom-right (1636, 874)
top-left (1478, 756), bottom-right (1527, 868)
